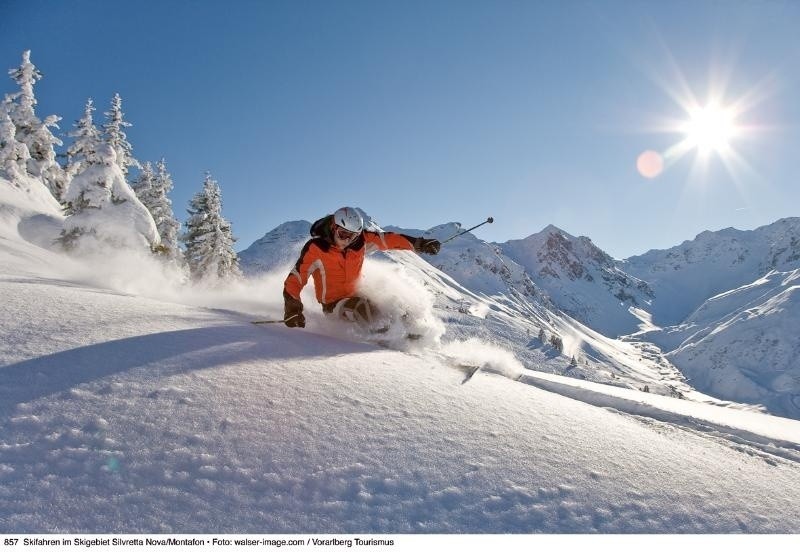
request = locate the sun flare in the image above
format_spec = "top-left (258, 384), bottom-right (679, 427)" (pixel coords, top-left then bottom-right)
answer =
top-left (636, 48), bottom-right (775, 185)
top-left (649, 87), bottom-right (762, 184)
top-left (681, 103), bottom-right (738, 154)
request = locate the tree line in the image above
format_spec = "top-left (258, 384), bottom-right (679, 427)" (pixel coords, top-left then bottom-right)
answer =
top-left (1, 50), bottom-right (241, 284)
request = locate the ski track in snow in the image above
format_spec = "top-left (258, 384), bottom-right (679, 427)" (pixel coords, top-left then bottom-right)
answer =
top-left (513, 372), bottom-right (800, 464)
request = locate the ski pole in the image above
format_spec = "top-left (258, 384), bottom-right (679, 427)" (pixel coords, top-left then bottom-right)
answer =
top-left (440, 217), bottom-right (494, 244)
top-left (251, 314), bottom-right (299, 325)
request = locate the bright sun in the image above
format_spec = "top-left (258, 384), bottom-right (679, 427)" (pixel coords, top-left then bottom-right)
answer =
top-left (681, 103), bottom-right (739, 154)
top-left (639, 55), bottom-right (771, 182)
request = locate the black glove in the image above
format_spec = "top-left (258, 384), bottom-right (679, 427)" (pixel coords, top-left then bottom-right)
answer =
top-left (414, 237), bottom-right (441, 255)
top-left (283, 293), bottom-right (306, 328)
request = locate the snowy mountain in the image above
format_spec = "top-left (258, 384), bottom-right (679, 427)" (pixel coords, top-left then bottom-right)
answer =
top-left (622, 218), bottom-right (800, 327)
top-left (611, 219), bottom-right (800, 418)
top-left (632, 269), bottom-right (800, 418)
top-left (237, 220), bottom-right (311, 275)
top-left (499, 225), bottom-right (654, 337)
top-left (493, 219), bottom-right (800, 342)
top-left (477, 219), bottom-right (800, 419)
top-left (4, 178), bottom-right (800, 533)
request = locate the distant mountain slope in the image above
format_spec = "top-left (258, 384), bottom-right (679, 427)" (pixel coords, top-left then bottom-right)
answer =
top-left (237, 220), bottom-right (311, 275)
top-left (499, 225), bottom-right (653, 337)
top-left (633, 269), bottom-right (800, 418)
top-left (621, 218), bottom-right (800, 326)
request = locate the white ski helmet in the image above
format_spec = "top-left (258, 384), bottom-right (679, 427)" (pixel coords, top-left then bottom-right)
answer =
top-left (332, 207), bottom-right (363, 233)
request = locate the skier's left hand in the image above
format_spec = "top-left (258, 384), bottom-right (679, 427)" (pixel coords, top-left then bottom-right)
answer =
top-left (414, 238), bottom-right (441, 255)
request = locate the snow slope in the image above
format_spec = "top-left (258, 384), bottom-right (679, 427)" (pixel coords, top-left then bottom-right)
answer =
top-left (635, 270), bottom-right (800, 419)
top-left (3, 185), bottom-right (800, 533)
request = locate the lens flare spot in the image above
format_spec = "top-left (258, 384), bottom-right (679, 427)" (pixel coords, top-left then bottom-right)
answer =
top-left (106, 457), bottom-right (121, 472)
top-left (636, 150), bottom-right (664, 179)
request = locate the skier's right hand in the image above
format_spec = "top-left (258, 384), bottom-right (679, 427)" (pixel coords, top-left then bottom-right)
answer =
top-left (284, 294), bottom-right (305, 328)
top-left (285, 312), bottom-right (305, 328)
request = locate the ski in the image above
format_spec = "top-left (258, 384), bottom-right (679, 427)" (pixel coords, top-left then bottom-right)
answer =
top-left (251, 313), bottom-right (301, 325)
top-left (458, 364), bottom-right (481, 384)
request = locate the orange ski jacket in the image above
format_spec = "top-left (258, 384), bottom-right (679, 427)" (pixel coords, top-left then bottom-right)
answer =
top-left (284, 215), bottom-right (416, 306)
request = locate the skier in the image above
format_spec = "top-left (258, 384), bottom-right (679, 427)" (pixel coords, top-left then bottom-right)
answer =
top-left (282, 207), bottom-right (441, 328)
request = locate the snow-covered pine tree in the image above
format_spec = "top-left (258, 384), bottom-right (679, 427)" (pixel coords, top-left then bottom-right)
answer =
top-left (65, 98), bottom-right (101, 180)
top-left (102, 93), bottom-right (139, 178)
top-left (0, 99), bottom-right (31, 184)
top-left (132, 158), bottom-right (182, 263)
top-left (59, 141), bottom-right (159, 252)
top-left (5, 50), bottom-right (67, 201)
top-left (182, 172), bottom-right (242, 284)
top-left (154, 158), bottom-right (182, 261)
top-left (131, 160), bottom-right (156, 203)
top-left (1, 98), bottom-right (62, 212)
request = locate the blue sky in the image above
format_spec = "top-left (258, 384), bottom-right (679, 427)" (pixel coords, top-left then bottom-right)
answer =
top-left (2, 0), bottom-right (799, 258)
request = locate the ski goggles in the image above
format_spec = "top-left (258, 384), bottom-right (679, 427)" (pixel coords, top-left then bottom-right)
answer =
top-left (334, 225), bottom-right (359, 242)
